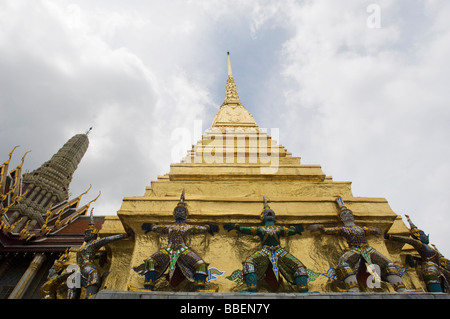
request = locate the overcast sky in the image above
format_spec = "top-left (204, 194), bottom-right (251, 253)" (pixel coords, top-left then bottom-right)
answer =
top-left (1, 0), bottom-right (449, 257)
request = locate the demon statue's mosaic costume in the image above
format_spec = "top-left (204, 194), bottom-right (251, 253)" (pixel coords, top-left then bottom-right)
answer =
top-left (133, 191), bottom-right (218, 291)
top-left (308, 197), bottom-right (406, 292)
top-left (40, 250), bottom-right (73, 299)
top-left (223, 196), bottom-right (308, 292)
top-left (67, 209), bottom-right (132, 299)
top-left (385, 215), bottom-right (450, 292)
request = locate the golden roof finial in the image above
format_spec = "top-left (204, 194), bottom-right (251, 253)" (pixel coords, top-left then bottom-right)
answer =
top-left (19, 150), bottom-right (31, 167)
top-left (1, 145), bottom-right (19, 192)
top-left (80, 184), bottom-right (92, 197)
top-left (83, 191), bottom-right (101, 211)
top-left (87, 191), bottom-right (101, 206)
top-left (227, 52), bottom-right (232, 77)
top-left (8, 150), bottom-right (31, 201)
top-left (211, 52), bottom-right (258, 127)
top-left (6, 145), bottom-right (20, 165)
top-left (223, 52), bottom-right (240, 105)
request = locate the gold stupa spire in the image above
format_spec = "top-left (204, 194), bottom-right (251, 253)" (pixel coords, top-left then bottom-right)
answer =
top-left (223, 52), bottom-right (241, 106)
top-left (112, 52), bottom-right (417, 295)
top-left (212, 52), bottom-right (257, 128)
top-left (227, 51), bottom-right (232, 76)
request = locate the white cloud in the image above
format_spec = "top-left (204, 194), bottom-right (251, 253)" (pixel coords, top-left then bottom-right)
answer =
top-left (1, 0), bottom-right (449, 258)
top-left (0, 0), bottom-right (222, 214)
top-left (266, 0), bottom-right (450, 256)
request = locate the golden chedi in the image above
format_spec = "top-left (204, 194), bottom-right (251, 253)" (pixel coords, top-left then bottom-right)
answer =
top-left (97, 53), bottom-right (424, 294)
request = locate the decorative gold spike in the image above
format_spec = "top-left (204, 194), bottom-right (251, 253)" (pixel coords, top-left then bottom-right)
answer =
top-left (84, 207), bottom-right (99, 234)
top-left (0, 193), bottom-right (9, 203)
top-left (86, 191), bottom-right (101, 207)
top-left (80, 184), bottom-right (92, 197)
top-left (40, 213), bottom-right (52, 236)
top-left (0, 146), bottom-right (18, 194)
top-left (0, 203), bottom-right (13, 216)
top-left (25, 232), bottom-right (36, 241)
top-left (223, 52), bottom-right (241, 105)
top-left (2, 145), bottom-right (19, 167)
top-left (263, 195), bottom-right (270, 209)
top-left (19, 150), bottom-right (31, 166)
top-left (260, 195), bottom-right (272, 221)
top-left (52, 206), bottom-right (67, 230)
top-left (0, 188), bottom-right (13, 202)
top-left (405, 214), bottom-right (417, 230)
top-left (19, 220), bottom-right (32, 240)
top-left (5, 217), bottom-right (24, 232)
top-left (52, 191), bottom-right (102, 233)
top-left (0, 189), bottom-right (26, 211)
top-left (7, 150), bottom-right (31, 201)
top-left (180, 189), bottom-right (185, 204)
top-left (227, 51), bottom-right (232, 76)
top-left (45, 204), bottom-right (54, 218)
top-left (40, 224), bottom-right (51, 236)
top-left (12, 190), bottom-right (27, 205)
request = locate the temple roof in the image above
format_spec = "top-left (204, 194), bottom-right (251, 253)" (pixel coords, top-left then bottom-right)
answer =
top-left (0, 131), bottom-right (98, 248)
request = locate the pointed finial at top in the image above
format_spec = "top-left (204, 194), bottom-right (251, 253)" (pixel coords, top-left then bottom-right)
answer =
top-left (85, 207), bottom-right (99, 235)
top-left (336, 197), bottom-right (348, 212)
top-left (227, 52), bottom-right (232, 77)
top-left (89, 208), bottom-right (95, 226)
top-left (405, 214), bottom-right (417, 230)
top-left (263, 195), bottom-right (271, 209)
top-left (223, 52), bottom-right (241, 105)
top-left (179, 188), bottom-right (185, 204)
top-left (8, 145), bottom-right (20, 160)
top-left (86, 127), bottom-right (93, 135)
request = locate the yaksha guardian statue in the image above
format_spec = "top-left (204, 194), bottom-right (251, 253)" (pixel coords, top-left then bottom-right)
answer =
top-left (223, 196), bottom-right (309, 293)
top-left (385, 215), bottom-right (450, 292)
top-left (133, 191), bottom-right (218, 291)
top-left (308, 197), bottom-right (406, 292)
top-left (40, 250), bottom-right (74, 299)
top-left (67, 209), bottom-right (133, 299)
